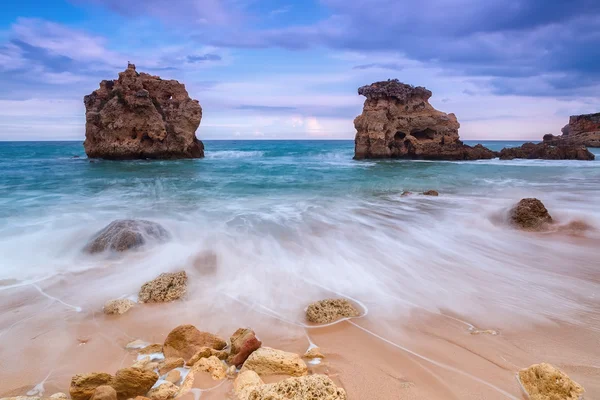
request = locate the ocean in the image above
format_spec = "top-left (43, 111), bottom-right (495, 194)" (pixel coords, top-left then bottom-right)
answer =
top-left (1, 140), bottom-right (600, 398)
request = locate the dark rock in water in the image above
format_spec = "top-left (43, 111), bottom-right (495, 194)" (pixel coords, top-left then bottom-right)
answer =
top-left (422, 190), bottom-right (439, 196)
top-left (353, 79), bottom-right (496, 160)
top-left (85, 219), bottom-right (169, 253)
top-left (498, 142), bottom-right (594, 160)
top-left (84, 63), bottom-right (203, 160)
top-left (543, 112), bottom-right (600, 147)
top-left (509, 198), bottom-right (553, 231)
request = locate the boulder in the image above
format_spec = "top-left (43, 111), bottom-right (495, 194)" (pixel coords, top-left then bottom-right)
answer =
top-left (147, 383), bottom-right (178, 400)
top-left (228, 328), bottom-right (262, 368)
top-left (84, 63), bottom-right (204, 160)
top-left (163, 325), bottom-right (226, 363)
top-left (85, 220), bottom-right (169, 254)
top-left (111, 367), bottom-right (158, 400)
top-left (353, 80), bottom-right (496, 160)
top-left (164, 370), bottom-right (181, 384)
top-left (196, 356), bottom-right (227, 380)
top-left (103, 299), bottom-right (135, 315)
top-left (509, 199), bottom-right (553, 231)
top-left (187, 347), bottom-right (228, 366)
top-left (543, 112), bottom-right (600, 147)
top-left (234, 371), bottom-right (264, 400)
top-left (240, 347), bottom-right (307, 377)
top-left (70, 373), bottom-right (114, 400)
top-left (498, 142), bottom-right (594, 160)
top-left (306, 299), bottom-right (360, 324)
top-left (90, 386), bottom-right (117, 400)
top-left (422, 190), bottom-right (439, 196)
top-left (247, 375), bottom-right (347, 400)
top-left (138, 271), bottom-right (187, 303)
top-left (158, 358), bottom-right (184, 375)
top-left (518, 363), bottom-right (584, 400)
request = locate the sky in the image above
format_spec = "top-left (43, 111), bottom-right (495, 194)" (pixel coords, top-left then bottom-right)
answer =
top-left (0, 0), bottom-right (599, 141)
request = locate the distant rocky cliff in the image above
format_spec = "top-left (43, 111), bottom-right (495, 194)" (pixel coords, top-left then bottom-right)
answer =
top-left (353, 80), bottom-right (495, 160)
top-left (543, 112), bottom-right (600, 147)
top-left (84, 64), bottom-right (204, 160)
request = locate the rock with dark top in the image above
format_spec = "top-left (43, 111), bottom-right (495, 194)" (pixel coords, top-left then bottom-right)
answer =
top-left (228, 328), bottom-right (262, 368)
top-left (543, 112), bottom-right (600, 147)
top-left (422, 190), bottom-right (439, 196)
top-left (499, 142), bottom-right (594, 161)
top-left (353, 80), bottom-right (496, 160)
top-left (84, 63), bottom-right (204, 159)
top-left (509, 198), bottom-right (553, 231)
top-left (84, 219), bottom-right (169, 254)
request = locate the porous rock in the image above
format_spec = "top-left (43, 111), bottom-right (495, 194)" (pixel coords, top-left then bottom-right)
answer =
top-left (111, 367), bottom-right (158, 400)
top-left (187, 347), bottom-right (228, 366)
top-left (304, 347), bottom-right (325, 359)
top-left (147, 382), bottom-right (178, 400)
top-left (196, 356), bottom-right (226, 380)
top-left (234, 371), bottom-right (264, 400)
top-left (354, 80), bottom-right (496, 160)
top-left (228, 328), bottom-right (262, 368)
top-left (306, 299), bottom-right (360, 324)
top-left (85, 219), bottom-right (169, 254)
top-left (518, 363), bottom-right (584, 400)
top-left (103, 299), bottom-right (135, 315)
top-left (84, 63), bottom-right (204, 160)
top-left (240, 347), bottom-right (307, 377)
top-left (247, 374), bottom-right (347, 400)
top-left (70, 372), bottom-right (114, 400)
top-left (163, 325), bottom-right (226, 363)
top-left (509, 198), bottom-right (553, 231)
top-left (49, 393), bottom-right (69, 400)
top-left (138, 271), bottom-right (187, 304)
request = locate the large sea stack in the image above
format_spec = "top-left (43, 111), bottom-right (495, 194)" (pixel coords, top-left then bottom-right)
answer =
top-left (353, 80), bottom-right (495, 160)
top-left (83, 64), bottom-right (204, 159)
top-left (543, 112), bottom-right (600, 147)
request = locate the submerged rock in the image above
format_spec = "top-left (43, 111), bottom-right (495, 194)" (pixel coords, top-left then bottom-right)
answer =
top-left (422, 190), bottom-right (439, 196)
top-left (164, 370), bottom-right (181, 384)
top-left (111, 367), bottom-right (158, 400)
top-left (509, 198), bottom-right (553, 231)
top-left (85, 219), bottom-right (169, 254)
top-left (138, 271), bottom-right (187, 303)
top-left (499, 142), bottom-right (594, 161)
top-left (163, 324), bottom-right (227, 363)
top-left (84, 63), bottom-right (204, 160)
top-left (354, 80), bottom-right (496, 160)
top-left (228, 328), bottom-right (262, 368)
top-left (240, 347), bottom-right (307, 377)
top-left (247, 375), bottom-right (347, 400)
top-left (518, 363), bottom-right (584, 400)
top-left (70, 373), bottom-right (114, 400)
top-left (544, 112), bottom-right (600, 148)
top-left (90, 386), bottom-right (117, 400)
top-left (103, 299), bottom-right (135, 315)
top-left (306, 299), bottom-right (360, 324)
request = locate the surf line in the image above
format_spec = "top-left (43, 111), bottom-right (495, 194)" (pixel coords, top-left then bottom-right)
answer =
top-left (31, 284), bottom-right (82, 312)
top-left (223, 293), bottom-right (518, 400)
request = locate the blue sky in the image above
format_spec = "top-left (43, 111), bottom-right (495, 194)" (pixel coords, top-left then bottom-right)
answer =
top-left (1, 0), bottom-right (599, 140)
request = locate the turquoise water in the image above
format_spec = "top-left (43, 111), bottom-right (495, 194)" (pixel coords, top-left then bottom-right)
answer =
top-left (0, 140), bottom-right (599, 330)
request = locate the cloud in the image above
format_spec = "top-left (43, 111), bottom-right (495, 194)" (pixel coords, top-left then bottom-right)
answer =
top-left (235, 105), bottom-right (297, 112)
top-left (353, 62), bottom-right (403, 71)
top-left (187, 53), bottom-right (222, 63)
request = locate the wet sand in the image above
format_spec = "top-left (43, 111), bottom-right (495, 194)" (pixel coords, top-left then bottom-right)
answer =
top-left (1, 269), bottom-right (599, 400)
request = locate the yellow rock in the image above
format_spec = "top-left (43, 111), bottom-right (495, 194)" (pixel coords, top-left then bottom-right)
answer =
top-left (69, 372), bottom-right (114, 400)
top-left (234, 371), bottom-right (263, 400)
top-left (158, 358), bottom-right (184, 375)
top-left (90, 385), bottom-right (117, 400)
top-left (196, 356), bottom-right (227, 380)
top-left (240, 347), bottom-right (307, 377)
top-left (103, 299), bottom-right (135, 315)
top-left (518, 363), bottom-right (584, 400)
top-left (247, 374), bottom-right (346, 400)
top-left (164, 370), bottom-right (181, 384)
top-left (147, 382), bottom-right (178, 400)
top-left (138, 344), bottom-right (163, 355)
top-left (305, 299), bottom-right (359, 324)
top-left (303, 347), bottom-right (325, 359)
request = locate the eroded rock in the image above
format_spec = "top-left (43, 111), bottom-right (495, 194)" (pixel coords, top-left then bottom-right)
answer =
top-left (147, 382), bottom-right (178, 400)
top-left (499, 142), bottom-right (594, 161)
top-left (543, 112), bottom-right (600, 148)
top-left (234, 371), bottom-right (264, 400)
top-left (90, 386), bottom-right (117, 400)
top-left (163, 325), bottom-right (226, 363)
top-left (306, 299), bottom-right (360, 324)
top-left (187, 347), bottom-right (228, 366)
top-left (518, 363), bottom-right (584, 400)
top-left (112, 367), bottom-right (158, 400)
top-left (196, 356), bottom-right (226, 380)
top-left (354, 80), bottom-right (495, 160)
top-left (103, 299), bottom-right (135, 315)
top-left (247, 374), bottom-right (347, 400)
top-left (85, 220), bottom-right (169, 254)
top-left (228, 328), bottom-right (262, 368)
top-left (509, 198), bottom-right (553, 231)
top-left (70, 373), bottom-right (114, 400)
top-left (240, 347), bottom-right (307, 377)
top-left (84, 63), bottom-right (204, 160)
top-left (138, 271), bottom-right (187, 304)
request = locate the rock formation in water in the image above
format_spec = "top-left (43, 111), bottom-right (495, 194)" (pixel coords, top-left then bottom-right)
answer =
top-left (499, 142), bottom-right (595, 161)
top-left (543, 112), bottom-right (600, 147)
top-left (509, 198), bottom-right (553, 231)
top-left (84, 219), bottom-right (170, 253)
top-left (353, 80), bottom-right (496, 160)
top-left (84, 63), bottom-right (204, 159)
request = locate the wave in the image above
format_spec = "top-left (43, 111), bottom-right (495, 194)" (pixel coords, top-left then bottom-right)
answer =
top-left (205, 150), bottom-right (265, 159)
